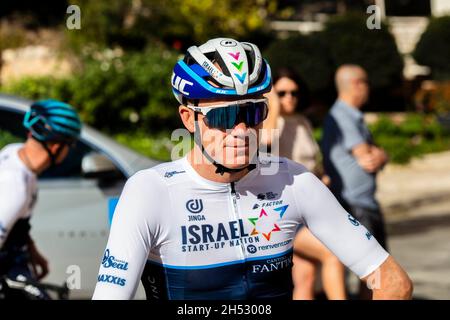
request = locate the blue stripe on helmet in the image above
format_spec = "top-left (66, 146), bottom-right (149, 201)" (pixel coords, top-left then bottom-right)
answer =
top-left (39, 99), bottom-right (72, 109)
top-left (174, 60), bottom-right (237, 98)
top-left (48, 120), bottom-right (80, 133)
top-left (45, 109), bottom-right (80, 120)
top-left (50, 126), bottom-right (80, 137)
top-left (190, 63), bottom-right (210, 78)
top-left (48, 114), bottom-right (80, 126)
top-left (247, 61), bottom-right (271, 95)
top-left (172, 59), bottom-right (272, 101)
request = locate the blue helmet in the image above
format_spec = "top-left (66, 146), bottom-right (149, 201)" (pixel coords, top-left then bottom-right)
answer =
top-left (23, 99), bottom-right (82, 143)
top-left (171, 38), bottom-right (272, 104)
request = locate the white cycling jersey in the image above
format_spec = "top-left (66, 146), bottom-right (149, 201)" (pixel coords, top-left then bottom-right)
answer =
top-left (0, 144), bottom-right (37, 249)
top-left (93, 156), bottom-right (389, 300)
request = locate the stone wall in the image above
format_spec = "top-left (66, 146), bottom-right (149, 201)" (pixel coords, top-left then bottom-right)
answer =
top-left (1, 45), bottom-right (73, 84)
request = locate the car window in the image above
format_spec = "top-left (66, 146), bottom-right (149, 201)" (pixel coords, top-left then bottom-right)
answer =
top-left (39, 140), bottom-right (92, 179)
top-left (0, 108), bottom-right (27, 148)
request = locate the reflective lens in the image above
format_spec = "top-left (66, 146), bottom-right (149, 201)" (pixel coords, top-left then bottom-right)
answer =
top-left (203, 101), bottom-right (268, 130)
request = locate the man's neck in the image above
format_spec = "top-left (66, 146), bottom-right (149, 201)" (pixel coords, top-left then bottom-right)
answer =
top-left (18, 142), bottom-right (50, 175)
top-left (338, 95), bottom-right (361, 110)
top-left (187, 148), bottom-right (251, 184)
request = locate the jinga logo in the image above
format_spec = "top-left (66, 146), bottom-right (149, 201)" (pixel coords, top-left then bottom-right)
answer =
top-left (186, 199), bottom-right (203, 214)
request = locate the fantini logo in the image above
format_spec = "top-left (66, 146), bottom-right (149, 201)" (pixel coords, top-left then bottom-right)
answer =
top-left (248, 205), bottom-right (288, 241)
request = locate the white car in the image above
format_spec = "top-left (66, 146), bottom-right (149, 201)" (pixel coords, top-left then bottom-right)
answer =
top-left (0, 94), bottom-right (160, 298)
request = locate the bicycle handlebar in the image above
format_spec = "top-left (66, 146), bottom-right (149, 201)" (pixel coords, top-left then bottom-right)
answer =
top-left (1, 275), bottom-right (70, 300)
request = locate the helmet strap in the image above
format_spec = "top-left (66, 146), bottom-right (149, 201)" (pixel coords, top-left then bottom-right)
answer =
top-left (193, 112), bottom-right (257, 176)
top-left (40, 142), bottom-right (66, 169)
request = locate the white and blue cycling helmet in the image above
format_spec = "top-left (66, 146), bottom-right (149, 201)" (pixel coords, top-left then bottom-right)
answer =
top-left (171, 37), bottom-right (272, 104)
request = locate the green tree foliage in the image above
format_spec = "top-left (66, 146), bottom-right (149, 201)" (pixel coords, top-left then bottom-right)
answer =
top-left (2, 46), bottom-right (180, 133)
top-left (265, 13), bottom-right (404, 108)
top-left (369, 114), bottom-right (450, 164)
top-left (321, 13), bottom-right (404, 91)
top-left (163, 0), bottom-right (277, 43)
top-left (264, 34), bottom-right (334, 93)
top-left (66, 0), bottom-right (151, 51)
top-left (67, 0), bottom-right (277, 50)
top-left (413, 16), bottom-right (450, 81)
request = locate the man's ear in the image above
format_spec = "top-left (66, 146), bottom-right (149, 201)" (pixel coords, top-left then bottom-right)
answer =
top-left (179, 105), bottom-right (195, 133)
top-left (47, 142), bottom-right (63, 154)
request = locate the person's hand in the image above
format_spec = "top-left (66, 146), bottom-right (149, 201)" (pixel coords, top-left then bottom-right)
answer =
top-left (357, 154), bottom-right (378, 173)
top-left (371, 146), bottom-right (389, 167)
top-left (356, 147), bottom-right (388, 173)
top-left (28, 241), bottom-right (49, 280)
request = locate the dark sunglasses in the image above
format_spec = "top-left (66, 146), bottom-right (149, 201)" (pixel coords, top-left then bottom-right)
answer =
top-left (277, 90), bottom-right (299, 98)
top-left (187, 99), bottom-right (269, 130)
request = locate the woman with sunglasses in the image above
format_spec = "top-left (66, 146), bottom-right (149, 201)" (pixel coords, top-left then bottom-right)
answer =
top-left (263, 68), bottom-right (347, 300)
top-left (93, 38), bottom-right (411, 300)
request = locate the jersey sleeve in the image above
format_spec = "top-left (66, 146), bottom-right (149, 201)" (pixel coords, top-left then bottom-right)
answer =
top-left (92, 170), bottom-right (160, 300)
top-left (291, 167), bottom-right (389, 278)
top-left (0, 171), bottom-right (28, 249)
top-left (335, 114), bottom-right (366, 151)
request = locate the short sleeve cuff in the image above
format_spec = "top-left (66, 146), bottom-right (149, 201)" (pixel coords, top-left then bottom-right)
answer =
top-left (349, 246), bottom-right (390, 279)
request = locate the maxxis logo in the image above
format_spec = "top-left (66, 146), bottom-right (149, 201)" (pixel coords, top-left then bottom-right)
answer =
top-left (186, 199), bottom-right (203, 214)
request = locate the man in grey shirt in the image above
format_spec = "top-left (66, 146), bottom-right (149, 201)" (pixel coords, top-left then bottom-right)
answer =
top-left (322, 64), bottom-right (389, 249)
top-left (321, 65), bottom-right (390, 299)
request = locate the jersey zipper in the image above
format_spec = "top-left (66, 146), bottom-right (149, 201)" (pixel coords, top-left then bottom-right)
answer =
top-left (229, 181), bottom-right (250, 296)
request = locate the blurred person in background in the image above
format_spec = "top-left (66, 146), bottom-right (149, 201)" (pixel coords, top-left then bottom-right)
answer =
top-left (321, 64), bottom-right (389, 299)
top-left (0, 99), bottom-right (81, 299)
top-left (262, 68), bottom-right (346, 300)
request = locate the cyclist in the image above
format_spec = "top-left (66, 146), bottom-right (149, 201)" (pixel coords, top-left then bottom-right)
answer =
top-left (93, 38), bottom-right (412, 300)
top-left (0, 99), bottom-right (81, 299)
